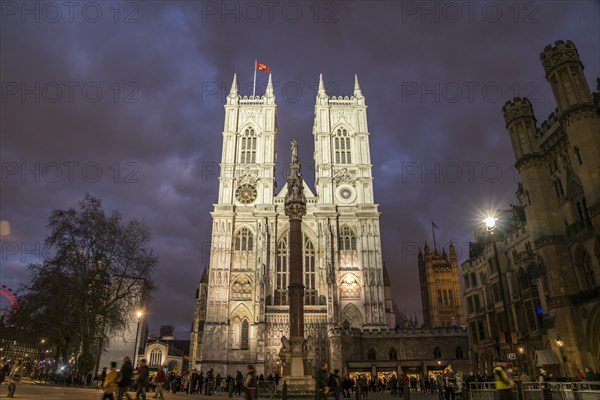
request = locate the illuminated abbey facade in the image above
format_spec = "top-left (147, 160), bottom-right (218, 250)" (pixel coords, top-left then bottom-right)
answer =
top-left (190, 74), bottom-right (470, 378)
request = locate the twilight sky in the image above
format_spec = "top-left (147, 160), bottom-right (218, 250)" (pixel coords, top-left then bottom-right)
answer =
top-left (1, 1), bottom-right (599, 337)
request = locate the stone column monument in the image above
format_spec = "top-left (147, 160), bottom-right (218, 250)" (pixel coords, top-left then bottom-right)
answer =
top-left (279, 140), bottom-right (315, 391)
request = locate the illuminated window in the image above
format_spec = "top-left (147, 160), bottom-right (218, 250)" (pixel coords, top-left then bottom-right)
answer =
top-left (276, 234), bottom-right (319, 306)
top-left (240, 128), bottom-right (256, 164)
top-left (339, 226), bottom-right (357, 251)
top-left (304, 236), bottom-right (317, 305)
top-left (150, 348), bottom-right (162, 367)
top-left (235, 228), bottom-right (254, 251)
top-left (275, 237), bottom-right (288, 305)
top-left (334, 129), bottom-right (351, 164)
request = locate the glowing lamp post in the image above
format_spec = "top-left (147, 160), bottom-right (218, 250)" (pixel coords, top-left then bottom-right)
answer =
top-left (556, 336), bottom-right (567, 378)
top-left (133, 310), bottom-right (144, 365)
top-left (483, 212), bottom-right (514, 358)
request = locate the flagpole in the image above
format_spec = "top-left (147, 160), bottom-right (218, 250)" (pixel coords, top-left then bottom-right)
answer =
top-left (253, 59), bottom-right (257, 97)
top-left (431, 219), bottom-right (437, 248)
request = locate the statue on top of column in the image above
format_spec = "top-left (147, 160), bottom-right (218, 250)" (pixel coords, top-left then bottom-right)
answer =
top-left (284, 140), bottom-right (306, 219)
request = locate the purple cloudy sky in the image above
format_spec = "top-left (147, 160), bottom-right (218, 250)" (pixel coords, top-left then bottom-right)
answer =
top-left (1, 1), bottom-right (598, 337)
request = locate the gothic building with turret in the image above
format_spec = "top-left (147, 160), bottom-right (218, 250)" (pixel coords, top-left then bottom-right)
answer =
top-left (462, 41), bottom-right (600, 378)
top-left (418, 243), bottom-right (465, 328)
top-left (190, 74), bottom-right (470, 380)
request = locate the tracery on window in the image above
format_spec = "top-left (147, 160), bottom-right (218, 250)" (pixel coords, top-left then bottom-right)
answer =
top-left (304, 236), bottom-right (317, 305)
top-left (235, 228), bottom-right (254, 251)
top-left (334, 128), bottom-right (351, 164)
top-left (339, 226), bottom-right (357, 251)
top-left (275, 237), bottom-right (288, 305)
top-left (241, 319), bottom-right (249, 350)
top-left (240, 128), bottom-right (256, 164)
top-left (150, 348), bottom-right (163, 367)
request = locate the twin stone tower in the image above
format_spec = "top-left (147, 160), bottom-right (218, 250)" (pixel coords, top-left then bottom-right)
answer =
top-left (190, 73), bottom-right (393, 386)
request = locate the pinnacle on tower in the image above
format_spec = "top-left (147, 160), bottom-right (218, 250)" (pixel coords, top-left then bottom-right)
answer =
top-left (354, 74), bottom-right (363, 98)
top-left (318, 73), bottom-right (327, 98)
top-left (228, 73), bottom-right (238, 97)
top-left (265, 73), bottom-right (274, 98)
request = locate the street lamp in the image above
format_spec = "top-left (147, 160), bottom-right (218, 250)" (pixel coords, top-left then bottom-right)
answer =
top-left (556, 336), bottom-right (567, 378)
top-left (133, 310), bottom-right (144, 366)
top-left (483, 212), bottom-right (514, 358)
top-left (518, 347), bottom-right (527, 375)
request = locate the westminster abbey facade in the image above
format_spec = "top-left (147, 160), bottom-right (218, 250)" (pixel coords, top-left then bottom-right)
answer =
top-left (190, 73), bottom-right (470, 378)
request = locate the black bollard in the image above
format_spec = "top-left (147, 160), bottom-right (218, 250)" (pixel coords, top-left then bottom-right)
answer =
top-left (542, 383), bottom-right (552, 400)
top-left (516, 380), bottom-right (524, 400)
top-left (282, 381), bottom-right (288, 400)
top-left (572, 384), bottom-right (581, 400)
top-left (355, 384), bottom-right (361, 400)
top-left (404, 385), bottom-right (411, 400)
top-left (228, 381), bottom-right (234, 398)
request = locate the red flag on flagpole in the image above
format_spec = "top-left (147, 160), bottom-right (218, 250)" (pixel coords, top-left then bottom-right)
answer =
top-left (256, 61), bottom-right (269, 74)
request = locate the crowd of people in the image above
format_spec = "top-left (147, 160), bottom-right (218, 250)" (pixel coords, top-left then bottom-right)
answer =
top-left (2, 354), bottom-right (599, 399)
top-left (315, 363), bottom-right (475, 400)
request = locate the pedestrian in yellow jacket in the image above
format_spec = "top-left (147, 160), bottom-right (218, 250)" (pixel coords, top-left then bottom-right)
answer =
top-left (493, 359), bottom-right (514, 400)
top-left (103, 362), bottom-right (119, 400)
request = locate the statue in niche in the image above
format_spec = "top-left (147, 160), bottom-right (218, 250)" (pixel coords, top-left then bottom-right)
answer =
top-left (281, 336), bottom-right (290, 352)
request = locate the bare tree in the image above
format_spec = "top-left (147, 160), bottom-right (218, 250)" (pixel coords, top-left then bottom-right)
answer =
top-left (17, 193), bottom-right (157, 372)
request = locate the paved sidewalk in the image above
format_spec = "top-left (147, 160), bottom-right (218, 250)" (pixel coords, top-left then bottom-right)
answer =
top-left (2, 383), bottom-right (442, 400)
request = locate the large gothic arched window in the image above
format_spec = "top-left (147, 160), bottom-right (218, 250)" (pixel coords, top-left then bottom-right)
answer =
top-left (275, 236), bottom-right (288, 305)
top-left (339, 226), bottom-right (357, 251)
top-left (235, 228), bottom-right (254, 251)
top-left (575, 247), bottom-right (596, 290)
top-left (304, 235), bottom-right (317, 305)
top-left (241, 320), bottom-right (249, 350)
top-left (334, 129), bottom-right (351, 164)
top-left (240, 128), bottom-right (256, 164)
top-left (274, 233), bottom-right (319, 306)
top-left (234, 228), bottom-right (254, 270)
top-left (150, 348), bottom-right (162, 367)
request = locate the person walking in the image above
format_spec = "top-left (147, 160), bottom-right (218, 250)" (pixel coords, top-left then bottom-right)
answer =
top-left (316, 363), bottom-right (330, 400)
top-left (6, 359), bottom-right (22, 398)
top-left (118, 356), bottom-right (134, 400)
top-left (445, 366), bottom-right (456, 400)
top-left (243, 365), bottom-right (256, 400)
top-left (493, 359), bottom-right (514, 400)
top-left (328, 368), bottom-right (341, 400)
top-left (152, 366), bottom-right (166, 400)
top-left (0, 358), bottom-right (9, 385)
top-left (235, 371), bottom-right (243, 396)
top-left (135, 359), bottom-right (150, 400)
top-left (103, 362), bottom-right (119, 400)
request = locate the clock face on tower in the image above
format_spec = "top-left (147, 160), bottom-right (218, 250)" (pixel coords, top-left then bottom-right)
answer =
top-left (235, 184), bottom-right (257, 204)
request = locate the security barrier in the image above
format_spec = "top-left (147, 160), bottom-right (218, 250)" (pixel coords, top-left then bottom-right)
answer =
top-left (469, 381), bottom-right (600, 400)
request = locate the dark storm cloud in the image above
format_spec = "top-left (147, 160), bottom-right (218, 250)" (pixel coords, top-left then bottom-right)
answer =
top-left (1, 1), bottom-right (598, 334)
